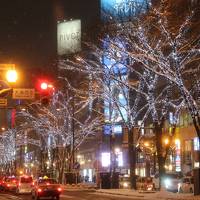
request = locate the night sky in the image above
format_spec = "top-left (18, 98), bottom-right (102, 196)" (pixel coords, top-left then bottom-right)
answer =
top-left (0, 0), bottom-right (99, 85)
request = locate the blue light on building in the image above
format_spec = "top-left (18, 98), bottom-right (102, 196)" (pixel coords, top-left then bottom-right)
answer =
top-left (101, 0), bottom-right (150, 21)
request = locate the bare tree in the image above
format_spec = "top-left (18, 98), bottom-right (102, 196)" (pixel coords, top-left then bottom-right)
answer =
top-left (18, 91), bottom-right (102, 183)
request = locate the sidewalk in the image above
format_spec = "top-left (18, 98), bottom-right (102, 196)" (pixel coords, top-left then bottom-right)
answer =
top-left (62, 183), bottom-right (97, 190)
top-left (61, 184), bottom-right (200, 200)
top-left (96, 189), bottom-right (200, 200)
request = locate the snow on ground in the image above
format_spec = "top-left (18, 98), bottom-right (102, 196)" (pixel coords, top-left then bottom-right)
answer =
top-left (62, 184), bottom-right (200, 200)
top-left (96, 189), bottom-right (200, 200)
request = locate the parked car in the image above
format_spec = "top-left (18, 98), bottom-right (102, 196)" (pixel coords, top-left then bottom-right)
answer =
top-left (31, 178), bottom-right (62, 200)
top-left (136, 177), bottom-right (154, 191)
top-left (16, 175), bottom-right (33, 194)
top-left (0, 177), bottom-right (4, 191)
top-left (1, 176), bottom-right (18, 191)
top-left (119, 175), bottom-right (131, 189)
top-left (178, 177), bottom-right (194, 193)
top-left (153, 173), bottom-right (182, 192)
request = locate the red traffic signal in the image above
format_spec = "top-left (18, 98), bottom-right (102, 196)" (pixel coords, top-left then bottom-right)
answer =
top-left (37, 80), bottom-right (55, 93)
top-left (40, 82), bottom-right (48, 90)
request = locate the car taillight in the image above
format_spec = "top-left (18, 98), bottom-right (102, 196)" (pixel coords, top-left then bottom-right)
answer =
top-left (37, 188), bottom-right (42, 193)
top-left (57, 187), bottom-right (62, 192)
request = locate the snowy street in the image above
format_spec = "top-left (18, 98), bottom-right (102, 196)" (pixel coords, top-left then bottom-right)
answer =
top-left (1, 189), bottom-right (200, 200)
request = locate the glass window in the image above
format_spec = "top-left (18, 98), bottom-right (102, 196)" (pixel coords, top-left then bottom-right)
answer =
top-left (185, 140), bottom-right (192, 151)
top-left (194, 137), bottom-right (200, 151)
top-left (101, 152), bottom-right (110, 167)
top-left (20, 177), bottom-right (33, 183)
top-left (38, 179), bottom-right (57, 184)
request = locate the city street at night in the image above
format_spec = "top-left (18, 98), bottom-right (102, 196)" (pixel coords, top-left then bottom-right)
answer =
top-left (0, 0), bottom-right (199, 199)
top-left (0, 190), bottom-right (138, 200)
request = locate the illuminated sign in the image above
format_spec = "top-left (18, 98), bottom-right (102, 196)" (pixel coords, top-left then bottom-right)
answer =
top-left (12, 88), bottom-right (35, 100)
top-left (101, 0), bottom-right (150, 21)
top-left (57, 19), bottom-right (81, 55)
top-left (103, 124), bottom-right (122, 135)
top-left (175, 139), bottom-right (181, 172)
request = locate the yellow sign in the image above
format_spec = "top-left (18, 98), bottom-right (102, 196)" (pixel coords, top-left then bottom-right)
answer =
top-left (0, 64), bottom-right (15, 70)
top-left (0, 98), bottom-right (7, 106)
top-left (12, 88), bottom-right (35, 100)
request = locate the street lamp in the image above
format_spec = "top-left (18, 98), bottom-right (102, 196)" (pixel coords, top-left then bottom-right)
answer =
top-left (6, 69), bottom-right (18, 83)
top-left (164, 138), bottom-right (169, 145)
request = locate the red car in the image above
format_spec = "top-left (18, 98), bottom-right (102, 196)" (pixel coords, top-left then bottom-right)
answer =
top-left (31, 178), bottom-right (62, 200)
top-left (1, 176), bottom-right (18, 191)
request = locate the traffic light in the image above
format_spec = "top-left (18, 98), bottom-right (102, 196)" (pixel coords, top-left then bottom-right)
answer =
top-left (37, 80), bottom-right (55, 106)
top-left (40, 82), bottom-right (48, 90)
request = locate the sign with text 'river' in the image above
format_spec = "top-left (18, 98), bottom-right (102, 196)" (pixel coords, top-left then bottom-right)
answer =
top-left (57, 19), bottom-right (81, 55)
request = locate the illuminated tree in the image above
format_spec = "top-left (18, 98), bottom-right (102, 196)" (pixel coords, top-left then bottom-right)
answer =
top-left (58, 1), bottom-right (199, 189)
top-left (18, 91), bottom-right (102, 183)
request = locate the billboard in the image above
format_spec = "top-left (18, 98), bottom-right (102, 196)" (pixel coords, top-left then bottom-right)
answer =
top-left (101, 0), bottom-right (150, 21)
top-left (57, 19), bottom-right (81, 55)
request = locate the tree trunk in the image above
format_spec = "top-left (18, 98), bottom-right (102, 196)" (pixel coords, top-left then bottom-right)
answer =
top-left (154, 121), bottom-right (165, 190)
top-left (128, 127), bottom-right (136, 189)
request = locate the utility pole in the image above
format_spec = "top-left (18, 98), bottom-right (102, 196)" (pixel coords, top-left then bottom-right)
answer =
top-left (72, 91), bottom-right (75, 168)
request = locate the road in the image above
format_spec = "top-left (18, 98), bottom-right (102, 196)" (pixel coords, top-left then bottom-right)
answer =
top-left (0, 190), bottom-right (135, 200)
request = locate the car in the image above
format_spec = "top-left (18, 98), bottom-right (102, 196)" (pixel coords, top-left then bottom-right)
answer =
top-left (136, 177), bottom-right (154, 191)
top-left (16, 175), bottom-right (34, 194)
top-left (1, 176), bottom-right (18, 191)
top-left (31, 178), bottom-right (62, 200)
top-left (0, 177), bottom-right (4, 191)
top-left (178, 177), bottom-right (194, 193)
top-left (162, 173), bottom-right (182, 192)
top-left (119, 175), bottom-right (131, 189)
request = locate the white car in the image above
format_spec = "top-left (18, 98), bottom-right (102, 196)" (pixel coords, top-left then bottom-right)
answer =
top-left (178, 177), bottom-right (194, 193)
top-left (16, 176), bottom-right (33, 194)
top-left (153, 173), bottom-right (182, 192)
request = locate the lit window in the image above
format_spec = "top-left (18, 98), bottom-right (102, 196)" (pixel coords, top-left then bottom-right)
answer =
top-left (101, 153), bottom-right (110, 167)
top-left (194, 137), bottom-right (200, 151)
top-left (116, 151), bottom-right (123, 167)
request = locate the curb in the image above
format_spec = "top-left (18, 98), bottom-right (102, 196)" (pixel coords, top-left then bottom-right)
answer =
top-left (95, 190), bottom-right (145, 198)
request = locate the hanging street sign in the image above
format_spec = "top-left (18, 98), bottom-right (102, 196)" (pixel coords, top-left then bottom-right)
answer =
top-left (0, 98), bottom-right (7, 106)
top-left (12, 88), bottom-right (35, 100)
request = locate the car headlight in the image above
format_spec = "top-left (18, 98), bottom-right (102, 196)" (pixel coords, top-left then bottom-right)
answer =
top-left (123, 182), bottom-right (129, 188)
top-left (164, 179), bottom-right (171, 187)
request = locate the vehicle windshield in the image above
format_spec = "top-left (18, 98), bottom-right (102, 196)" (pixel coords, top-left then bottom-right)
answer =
top-left (119, 177), bottom-right (130, 181)
top-left (38, 179), bottom-right (57, 184)
top-left (164, 174), bottom-right (180, 179)
top-left (20, 177), bottom-right (33, 183)
top-left (5, 178), bottom-right (17, 182)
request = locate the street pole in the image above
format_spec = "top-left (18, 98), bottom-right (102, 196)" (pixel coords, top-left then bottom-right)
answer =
top-left (72, 91), bottom-right (75, 170)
